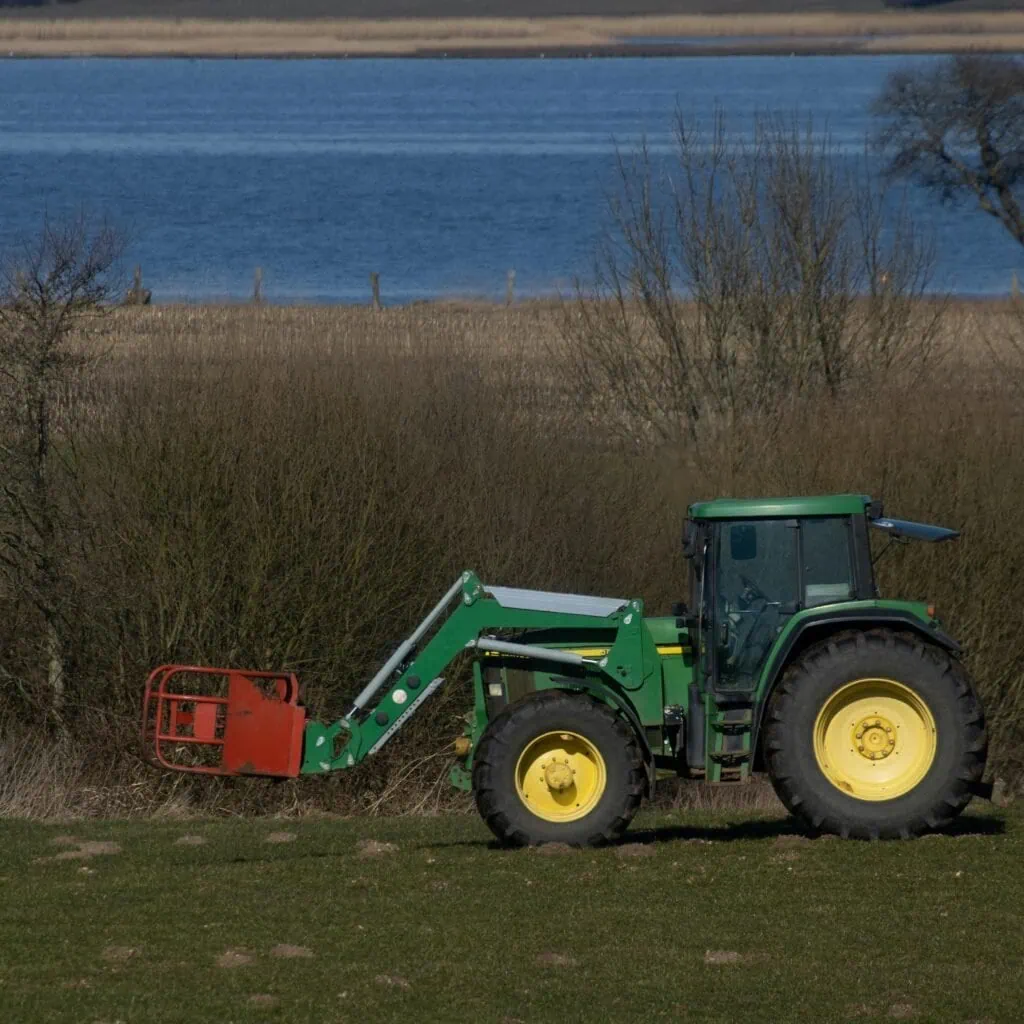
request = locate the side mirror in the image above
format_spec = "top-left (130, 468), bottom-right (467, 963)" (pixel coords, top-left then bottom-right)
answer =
top-left (681, 519), bottom-right (697, 559)
top-left (730, 524), bottom-right (757, 561)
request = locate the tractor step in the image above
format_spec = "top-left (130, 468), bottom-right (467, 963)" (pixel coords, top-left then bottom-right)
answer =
top-left (708, 702), bottom-right (754, 781)
top-left (708, 750), bottom-right (751, 766)
top-left (142, 666), bottom-right (307, 777)
top-left (711, 709), bottom-right (754, 734)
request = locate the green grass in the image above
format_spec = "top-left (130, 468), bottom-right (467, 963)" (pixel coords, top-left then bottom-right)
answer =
top-left (1, 808), bottom-right (1022, 1023)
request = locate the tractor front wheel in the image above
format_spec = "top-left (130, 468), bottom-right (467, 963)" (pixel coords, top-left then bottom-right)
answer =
top-left (472, 691), bottom-right (645, 847)
top-left (765, 630), bottom-right (987, 839)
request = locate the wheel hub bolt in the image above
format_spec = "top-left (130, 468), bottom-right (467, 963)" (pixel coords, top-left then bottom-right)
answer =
top-left (853, 714), bottom-right (897, 761)
top-left (544, 761), bottom-right (575, 792)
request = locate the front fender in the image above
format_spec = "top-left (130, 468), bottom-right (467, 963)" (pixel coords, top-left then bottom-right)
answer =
top-left (551, 677), bottom-right (656, 797)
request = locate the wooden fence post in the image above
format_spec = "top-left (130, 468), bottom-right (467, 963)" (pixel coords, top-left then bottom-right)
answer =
top-left (506, 269), bottom-right (516, 307)
top-left (370, 272), bottom-right (382, 311)
top-left (125, 265), bottom-right (151, 306)
top-left (253, 267), bottom-right (263, 305)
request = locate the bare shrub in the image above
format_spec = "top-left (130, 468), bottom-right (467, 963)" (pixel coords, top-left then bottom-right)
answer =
top-left (559, 110), bottom-right (942, 473)
top-left (874, 54), bottom-right (1024, 247)
top-left (0, 217), bottom-right (122, 722)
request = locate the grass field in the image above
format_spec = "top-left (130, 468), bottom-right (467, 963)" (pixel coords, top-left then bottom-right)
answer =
top-left (2, 807), bottom-right (1021, 1023)
top-left (3, 10), bottom-right (1024, 56)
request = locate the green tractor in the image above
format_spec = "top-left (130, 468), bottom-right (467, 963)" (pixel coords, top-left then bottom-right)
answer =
top-left (143, 494), bottom-right (988, 844)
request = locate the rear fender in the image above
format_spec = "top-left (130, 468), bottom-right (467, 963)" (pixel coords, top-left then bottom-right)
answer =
top-left (750, 608), bottom-right (960, 769)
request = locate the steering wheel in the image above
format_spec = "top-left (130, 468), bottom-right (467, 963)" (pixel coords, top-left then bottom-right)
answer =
top-left (738, 572), bottom-right (768, 608)
top-left (726, 573), bottom-right (770, 666)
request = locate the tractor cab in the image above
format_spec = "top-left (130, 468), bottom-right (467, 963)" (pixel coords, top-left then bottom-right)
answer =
top-left (681, 495), bottom-right (956, 696)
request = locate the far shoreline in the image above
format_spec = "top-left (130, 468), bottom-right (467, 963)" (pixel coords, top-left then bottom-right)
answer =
top-left (2, 12), bottom-right (1024, 59)
top-left (0, 43), bottom-right (1011, 60)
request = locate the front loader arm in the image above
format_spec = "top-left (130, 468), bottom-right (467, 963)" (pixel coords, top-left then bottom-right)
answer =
top-left (142, 572), bottom-right (647, 780)
top-left (302, 572), bottom-right (642, 774)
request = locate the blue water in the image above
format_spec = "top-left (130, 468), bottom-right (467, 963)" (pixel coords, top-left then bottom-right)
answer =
top-left (0, 56), bottom-right (1019, 302)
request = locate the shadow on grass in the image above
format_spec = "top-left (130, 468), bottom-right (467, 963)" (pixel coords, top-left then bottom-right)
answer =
top-left (426, 811), bottom-right (1007, 851)
top-left (624, 812), bottom-right (1007, 846)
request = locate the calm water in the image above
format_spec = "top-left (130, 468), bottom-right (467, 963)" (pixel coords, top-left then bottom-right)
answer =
top-left (0, 56), bottom-right (1019, 302)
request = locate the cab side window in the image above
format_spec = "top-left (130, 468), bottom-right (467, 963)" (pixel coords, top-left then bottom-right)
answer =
top-left (802, 517), bottom-right (854, 608)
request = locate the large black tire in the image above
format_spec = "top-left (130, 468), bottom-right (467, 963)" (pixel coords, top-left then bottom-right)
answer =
top-left (472, 690), bottom-right (645, 847)
top-left (765, 630), bottom-right (987, 839)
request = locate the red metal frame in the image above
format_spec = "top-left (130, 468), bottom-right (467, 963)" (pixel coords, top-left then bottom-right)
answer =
top-left (142, 665), bottom-right (306, 778)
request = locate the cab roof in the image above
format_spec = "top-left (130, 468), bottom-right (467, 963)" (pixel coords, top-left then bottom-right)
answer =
top-left (688, 494), bottom-right (872, 520)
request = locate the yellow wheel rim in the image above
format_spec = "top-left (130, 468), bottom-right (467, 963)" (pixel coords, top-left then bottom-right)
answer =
top-left (813, 678), bottom-right (937, 802)
top-left (515, 730), bottom-right (606, 823)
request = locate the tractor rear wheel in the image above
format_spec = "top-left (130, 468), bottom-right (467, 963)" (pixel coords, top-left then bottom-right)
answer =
top-left (472, 690), bottom-right (645, 847)
top-left (764, 630), bottom-right (987, 839)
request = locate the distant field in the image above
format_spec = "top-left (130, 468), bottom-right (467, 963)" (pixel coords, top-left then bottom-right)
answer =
top-left (2, 808), bottom-right (1021, 1024)
top-left (2, 8), bottom-right (1024, 56)
top-left (2, 0), bottom-right (1022, 20)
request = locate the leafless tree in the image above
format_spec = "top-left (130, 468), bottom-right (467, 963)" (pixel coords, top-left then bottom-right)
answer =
top-left (874, 55), bottom-right (1024, 247)
top-left (559, 111), bottom-right (942, 470)
top-left (0, 217), bottom-right (122, 721)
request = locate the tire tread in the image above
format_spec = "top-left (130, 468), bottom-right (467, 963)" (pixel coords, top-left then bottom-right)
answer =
top-left (765, 629), bottom-right (987, 840)
top-left (473, 691), bottom-right (645, 847)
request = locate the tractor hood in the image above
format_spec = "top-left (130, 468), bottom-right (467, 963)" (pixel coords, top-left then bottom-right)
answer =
top-left (869, 517), bottom-right (959, 542)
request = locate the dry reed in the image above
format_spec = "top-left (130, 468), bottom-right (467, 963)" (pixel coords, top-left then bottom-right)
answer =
top-left (1, 301), bottom-right (1023, 818)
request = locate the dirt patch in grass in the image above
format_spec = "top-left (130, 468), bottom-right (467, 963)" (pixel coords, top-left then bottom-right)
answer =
top-left (772, 835), bottom-right (811, 849)
top-left (102, 946), bottom-right (141, 963)
top-left (270, 944), bottom-right (314, 959)
top-left (536, 952), bottom-right (578, 967)
top-left (174, 834), bottom-right (207, 846)
top-left (264, 831), bottom-right (297, 844)
top-left (535, 842), bottom-right (577, 856)
top-left (772, 850), bottom-right (801, 863)
top-left (51, 841), bottom-right (122, 861)
top-left (615, 842), bottom-right (655, 858)
top-left (216, 950), bottom-right (254, 968)
top-left (374, 974), bottom-right (411, 990)
top-left (704, 950), bottom-right (744, 964)
top-left (888, 1006), bottom-right (918, 1020)
top-left (357, 839), bottom-right (398, 857)
top-left (248, 994), bottom-right (279, 1007)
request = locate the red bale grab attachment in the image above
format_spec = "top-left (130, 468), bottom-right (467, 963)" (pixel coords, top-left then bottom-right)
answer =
top-left (142, 666), bottom-right (307, 778)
